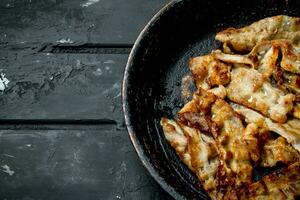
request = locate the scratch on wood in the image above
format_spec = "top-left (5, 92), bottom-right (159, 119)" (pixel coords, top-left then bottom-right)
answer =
top-left (1, 154), bottom-right (15, 158)
top-left (48, 149), bottom-right (56, 162)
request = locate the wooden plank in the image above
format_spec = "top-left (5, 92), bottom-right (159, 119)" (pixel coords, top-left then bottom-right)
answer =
top-left (0, 0), bottom-right (170, 45)
top-left (0, 49), bottom-right (126, 122)
top-left (0, 129), bottom-right (171, 199)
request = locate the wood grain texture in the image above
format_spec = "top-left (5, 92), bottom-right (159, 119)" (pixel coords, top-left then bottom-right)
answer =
top-left (0, 0), bottom-right (170, 45)
top-left (0, 129), bottom-right (171, 200)
top-left (0, 1), bottom-right (173, 199)
top-left (0, 49), bottom-right (125, 123)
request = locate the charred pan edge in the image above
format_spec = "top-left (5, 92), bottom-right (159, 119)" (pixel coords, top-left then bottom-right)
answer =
top-left (122, 0), bottom-right (187, 200)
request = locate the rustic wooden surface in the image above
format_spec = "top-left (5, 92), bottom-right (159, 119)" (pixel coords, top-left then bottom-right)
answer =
top-left (0, 0), bottom-right (173, 199)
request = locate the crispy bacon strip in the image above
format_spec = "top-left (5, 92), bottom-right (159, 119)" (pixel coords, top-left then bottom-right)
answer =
top-left (189, 55), bottom-right (231, 90)
top-left (178, 89), bottom-right (253, 192)
top-left (243, 123), bottom-right (260, 163)
top-left (210, 98), bottom-right (253, 188)
top-left (177, 99), bottom-right (218, 136)
top-left (227, 67), bottom-right (294, 123)
top-left (231, 103), bottom-right (300, 153)
top-left (216, 15), bottom-right (300, 52)
top-left (190, 45), bottom-right (295, 123)
top-left (293, 103), bottom-right (300, 119)
top-left (213, 50), bottom-right (255, 67)
top-left (160, 118), bottom-right (219, 199)
top-left (274, 67), bottom-right (300, 96)
top-left (261, 136), bottom-right (300, 167)
top-left (214, 40), bottom-right (300, 98)
top-left (273, 39), bottom-right (300, 74)
top-left (239, 162), bottom-right (300, 200)
top-left (213, 41), bottom-right (279, 78)
top-left (189, 40), bottom-right (279, 87)
top-left (215, 39), bottom-right (300, 75)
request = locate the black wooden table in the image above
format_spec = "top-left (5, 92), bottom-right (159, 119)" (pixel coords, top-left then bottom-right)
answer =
top-left (0, 1), bottom-right (173, 199)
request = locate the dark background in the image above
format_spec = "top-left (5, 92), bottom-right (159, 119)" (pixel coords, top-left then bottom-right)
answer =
top-left (0, 0), bottom-right (173, 199)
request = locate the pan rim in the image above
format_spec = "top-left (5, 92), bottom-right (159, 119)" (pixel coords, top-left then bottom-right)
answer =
top-left (122, 0), bottom-right (186, 199)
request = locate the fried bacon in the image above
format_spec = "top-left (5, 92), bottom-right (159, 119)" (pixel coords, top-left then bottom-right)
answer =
top-left (189, 55), bottom-right (231, 90)
top-left (293, 103), bottom-right (300, 119)
top-left (216, 15), bottom-right (300, 52)
top-left (160, 118), bottom-right (219, 198)
top-left (161, 15), bottom-right (300, 200)
top-left (210, 98), bottom-right (253, 186)
top-left (226, 67), bottom-right (294, 123)
top-left (231, 103), bottom-right (300, 153)
top-left (193, 41), bottom-right (297, 123)
top-left (273, 39), bottom-right (300, 74)
top-left (261, 136), bottom-right (300, 167)
top-left (239, 162), bottom-right (300, 200)
top-left (213, 41), bottom-right (279, 78)
top-left (215, 40), bottom-right (300, 78)
top-left (274, 67), bottom-right (300, 97)
top-left (179, 89), bottom-right (253, 189)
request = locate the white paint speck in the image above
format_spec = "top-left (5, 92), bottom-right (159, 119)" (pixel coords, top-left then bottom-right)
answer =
top-left (46, 53), bottom-right (52, 56)
top-left (1, 165), bottom-right (15, 176)
top-left (81, 0), bottom-right (100, 7)
top-left (56, 38), bottom-right (74, 44)
top-left (0, 73), bottom-right (9, 91)
top-left (116, 196), bottom-right (121, 199)
top-left (104, 60), bottom-right (115, 64)
top-left (18, 144), bottom-right (33, 150)
top-left (76, 60), bottom-right (81, 68)
top-left (105, 66), bottom-right (110, 70)
top-left (74, 152), bottom-right (80, 163)
top-left (93, 68), bottom-right (103, 76)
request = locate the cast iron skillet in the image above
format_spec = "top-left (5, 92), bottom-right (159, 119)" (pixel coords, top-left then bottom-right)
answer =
top-left (122, 0), bottom-right (300, 199)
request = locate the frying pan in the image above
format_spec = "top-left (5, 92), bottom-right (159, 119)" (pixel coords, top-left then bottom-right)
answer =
top-left (122, 0), bottom-right (300, 199)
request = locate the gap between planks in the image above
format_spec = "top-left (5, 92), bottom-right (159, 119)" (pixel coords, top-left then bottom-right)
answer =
top-left (38, 43), bottom-right (133, 54)
top-left (1, 42), bottom-right (133, 54)
top-left (0, 119), bottom-right (121, 130)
